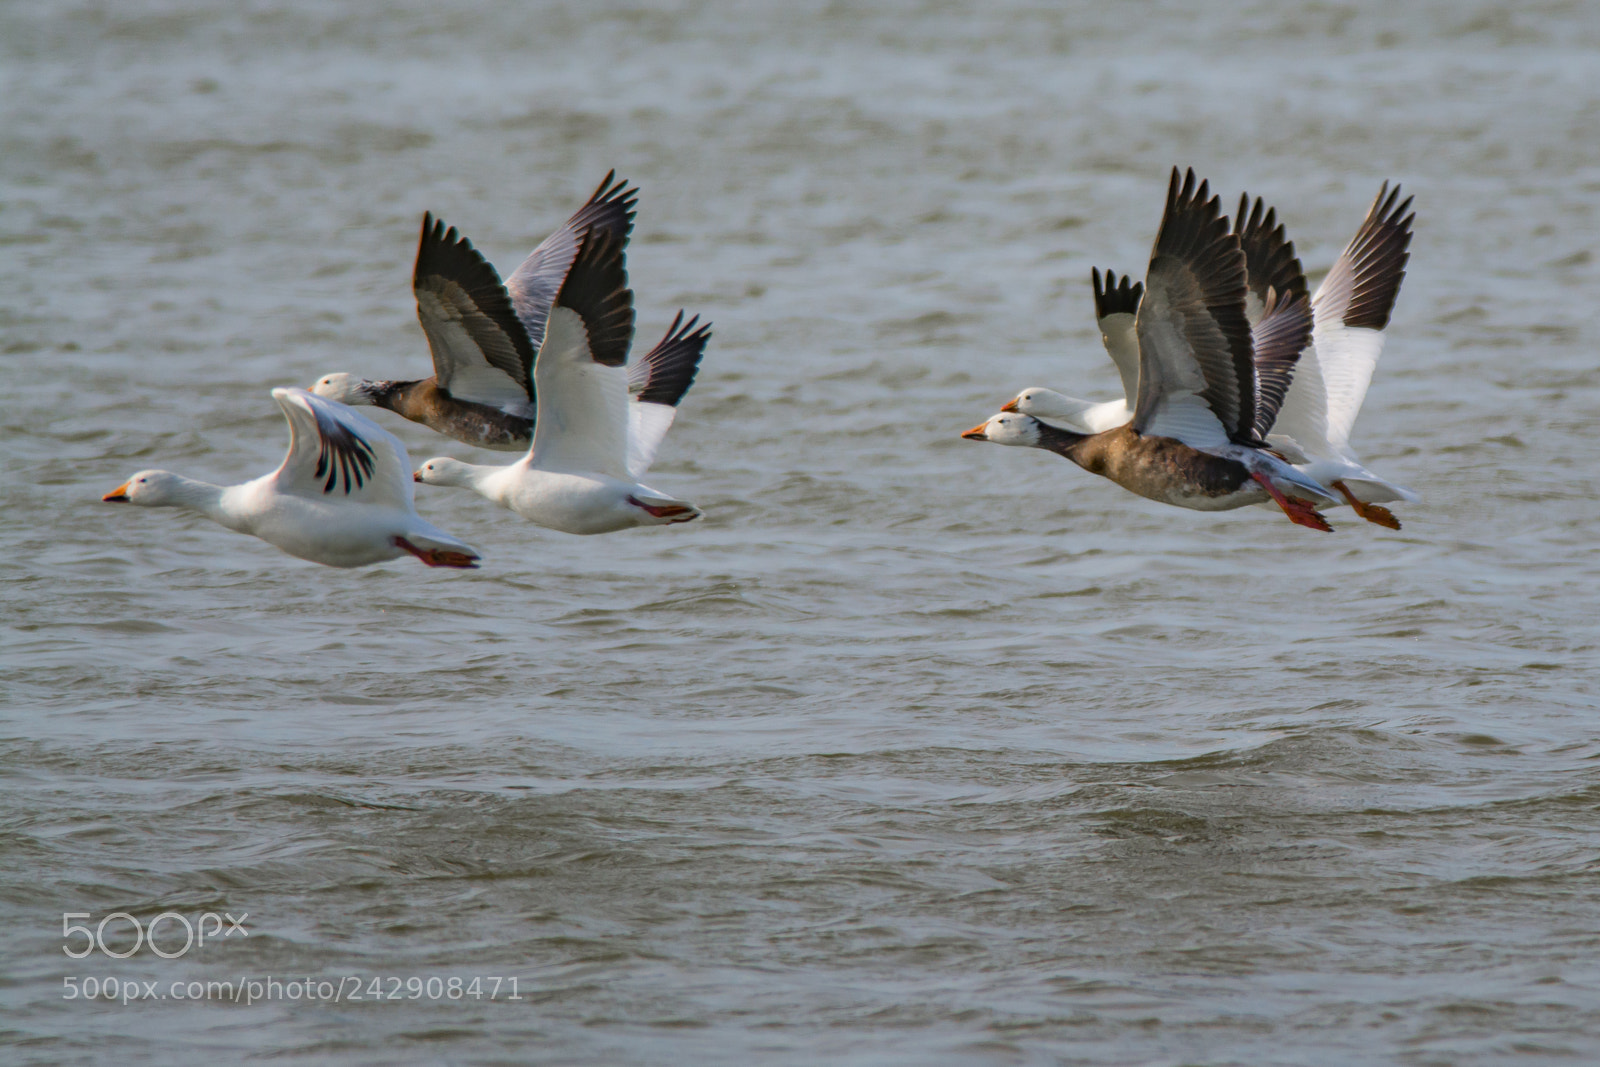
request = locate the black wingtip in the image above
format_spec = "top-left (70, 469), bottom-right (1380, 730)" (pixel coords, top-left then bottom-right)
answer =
top-left (579, 170), bottom-right (641, 241)
top-left (412, 209), bottom-right (538, 394)
top-left (1249, 288), bottom-right (1314, 441)
top-left (1091, 267), bottom-right (1143, 320)
top-left (1160, 168), bottom-right (1224, 245)
top-left (1151, 166), bottom-right (1254, 442)
top-left (630, 310), bottom-right (711, 407)
top-left (414, 211), bottom-right (478, 286)
top-left (1166, 165), bottom-right (1186, 208)
top-left (1339, 181), bottom-right (1415, 331)
top-left (1167, 166), bottom-right (1207, 215)
top-left (310, 405), bottom-right (378, 496)
top-left (554, 227), bottom-right (635, 367)
top-left (1153, 166), bottom-right (1238, 290)
top-left (1232, 192), bottom-right (1309, 307)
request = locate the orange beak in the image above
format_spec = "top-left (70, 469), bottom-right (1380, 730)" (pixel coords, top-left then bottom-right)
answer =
top-left (102, 482), bottom-right (131, 502)
top-left (413, 471), bottom-right (424, 482)
top-left (999, 398), bottom-right (1020, 412)
top-left (960, 422), bottom-right (989, 440)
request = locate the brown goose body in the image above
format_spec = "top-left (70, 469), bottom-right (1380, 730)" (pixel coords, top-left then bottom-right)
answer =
top-left (1041, 422), bottom-right (1267, 510)
top-left (988, 419), bottom-right (1270, 511)
top-left (367, 378), bottom-right (532, 451)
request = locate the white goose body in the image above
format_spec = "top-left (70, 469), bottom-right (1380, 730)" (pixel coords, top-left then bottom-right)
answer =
top-left (200, 479), bottom-right (447, 568)
top-left (429, 461), bottom-right (694, 536)
top-left (1261, 184), bottom-right (1418, 525)
top-left (104, 389), bottom-right (480, 569)
top-left (1291, 455), bottom-right (1416, 507)
top-left (414, 227), bottom-right (702, 535)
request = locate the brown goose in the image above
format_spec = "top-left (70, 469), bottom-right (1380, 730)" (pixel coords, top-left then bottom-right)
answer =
top-left (962, 167), bottom-right (1336, 531)
top-left (311, 172), bottom-right (710, 455)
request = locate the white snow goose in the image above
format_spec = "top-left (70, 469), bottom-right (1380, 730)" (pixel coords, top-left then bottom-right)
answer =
top-left (963, 167), bottom-right (1337, 532)
top-left (413, 226), bottom-right (703, 535)
top-left (102, 388), bottom-right (480, 568)
top-left (1234, 184), bottom-right (1418, 528)
top-left (999, 267), bottom-right (1141, 433)
top-left (311, 171), bottom-right (710, 453)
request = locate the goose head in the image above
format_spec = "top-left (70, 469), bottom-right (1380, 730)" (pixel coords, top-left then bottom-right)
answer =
top-left (413, 457), bottom-right (478, 488)
top-left (1002, 387), bottom-right (1079, 420)
top-left (1000, 388), bottom-right (1037, 413)
top-left (961, 412), bottom-right (1043, 447)
top-left (310, 373), bottom-right (378, 406)
top-left (102, 470), bottom-right (186, 506)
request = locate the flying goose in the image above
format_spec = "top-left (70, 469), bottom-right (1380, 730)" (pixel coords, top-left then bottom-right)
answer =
top-left (963, 167), bottom-right (1335, 531)
top-left (1240, 184), bottom-right (1418, 528)
top-left (311, 172), bottom-right (709, 456)
top-left (102, 388), bottom-right (480, 568)
top-left (413, 227), bottom-right (702, 535)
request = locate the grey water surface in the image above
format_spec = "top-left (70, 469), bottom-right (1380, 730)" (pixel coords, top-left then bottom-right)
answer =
top-left (4, 1), bottom-right (1600, 1064)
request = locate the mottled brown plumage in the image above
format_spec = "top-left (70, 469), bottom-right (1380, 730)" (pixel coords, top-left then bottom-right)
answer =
top-left (367, 379), bottom-right (532, 450)
top-left (1030, 421), bottom-right (1258, 510)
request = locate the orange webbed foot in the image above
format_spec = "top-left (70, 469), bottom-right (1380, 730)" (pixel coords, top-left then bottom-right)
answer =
top-left (1332, 481), bottom-right (1401, 530)
top-left (627, 496), bottom-right (700, 523)
top-left (1280, 495), bottom-right (1334, 533)
top-left (421, 549), bottom-right (480, 569)
top-left (394, 537), bottom-right (480, 569)
top-left (1251, 473), bottom-right (1334, 532)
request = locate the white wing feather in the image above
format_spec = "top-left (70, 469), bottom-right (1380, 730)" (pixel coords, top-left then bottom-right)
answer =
top-left (1132, 288), bottom-right (1232, 448)
top-left (1099, 311), bottom-right (1142, 407)
top-left (1269, 310), bottom-right (1388, 461)
top-left (1273, 183), bottom-right (1412, 460)
top-left (270, 388), bottom-right (415, 509)
top-left (626, 402), bottom-right (677, 479)
top-left (528, 306), bottom-right (631, 479)
top-left (1306, 315), bottom-right (1386, 452)
top-left (414, 288), bottom-right (534, 412)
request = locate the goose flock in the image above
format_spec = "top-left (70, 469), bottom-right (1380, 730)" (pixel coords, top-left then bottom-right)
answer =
top-left (104, 166), bottom-right (1416, 568)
